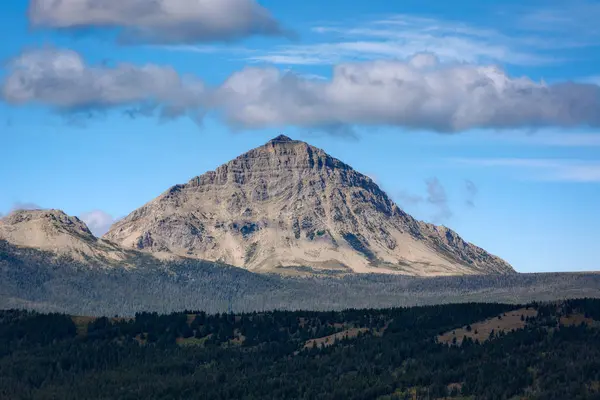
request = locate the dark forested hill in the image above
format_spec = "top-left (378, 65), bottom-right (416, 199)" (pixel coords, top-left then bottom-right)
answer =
top-left (1, 239), bottom-right (600, 317)
top-left (1, 299), bottom-right (600, 399)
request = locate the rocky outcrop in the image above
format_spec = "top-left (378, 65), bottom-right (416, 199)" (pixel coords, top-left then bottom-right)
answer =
top-left (104, 135), bottom-right (514, 276)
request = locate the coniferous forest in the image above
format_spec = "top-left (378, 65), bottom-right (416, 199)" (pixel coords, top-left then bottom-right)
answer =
top-left (1, 299), bottom-right (600, 400)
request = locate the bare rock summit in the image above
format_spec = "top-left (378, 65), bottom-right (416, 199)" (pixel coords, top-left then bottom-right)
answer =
top-left (104, 136), bottom-right (514, 276)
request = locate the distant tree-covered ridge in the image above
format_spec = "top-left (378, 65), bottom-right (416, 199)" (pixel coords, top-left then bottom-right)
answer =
top-left (1, 299), bottom-right (600, 399)
top-left (2, 239), bottom-right (600, 317)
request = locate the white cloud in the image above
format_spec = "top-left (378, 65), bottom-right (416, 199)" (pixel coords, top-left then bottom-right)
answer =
top-left (452, 158), bottom-right (600, 182)
top-left (3, 49), bottom-right (600, 133)
top-left (29, 0), bottom-right (287, 44)
top-left (215, 54), bottom-right (600, 132)
top-left (79, 210), bottom-right (117, 237)
top-left (2, 47), bottom-right (207, 121)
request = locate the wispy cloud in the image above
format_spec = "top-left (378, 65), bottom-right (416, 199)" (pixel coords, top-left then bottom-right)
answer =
top-left (1, 202), bottom-right (45, 217)
top-left (248, 53), bottom-right (331, 65)
top-left (477, 131), bottom-right (600, 147)
top-left (580, 76), bottom-right (600, 86)
top-left (516, 133), bottom-right (600, 147)
top-left (10, 202), bottom-right (43, 212)
top-left (452, 158), bottom-right (600, 182)
top-left (463, 180), bottom-right (478, 208)
top-left (426, 178), bottom-right (452, 221)
top-left (153, 45), bottom-right (254, 54)
top-left (396, 190), bottom-right (424, 207)
top-left (395, 179), bottom-right (452, 222)
top-left (245, 12), bottom-right (574, 67)
top-left (515, 1), bottom-right (600, 38)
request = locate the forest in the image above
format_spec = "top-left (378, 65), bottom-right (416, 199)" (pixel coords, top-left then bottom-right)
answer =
top-left (1, 298), bottom-right (600, 399)
top-left (2, 239), bottom-right (600, 316)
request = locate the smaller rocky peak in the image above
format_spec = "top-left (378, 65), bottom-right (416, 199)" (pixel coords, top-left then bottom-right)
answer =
top-left (1, 209), bottom-right (94, 237)
top-left (3, 208), bottom-right (60, 224)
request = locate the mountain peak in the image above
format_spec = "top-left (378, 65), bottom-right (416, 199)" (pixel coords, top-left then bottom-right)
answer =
top-left (105, 138), bottom-right (514, 276)
top-left (267, 134), bottom-right (294, 144)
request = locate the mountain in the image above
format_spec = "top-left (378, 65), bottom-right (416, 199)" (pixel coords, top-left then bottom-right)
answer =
top-left (104, 135), bottom-right (514, 276)
top-left (0, 209), bottom-right (133, 266)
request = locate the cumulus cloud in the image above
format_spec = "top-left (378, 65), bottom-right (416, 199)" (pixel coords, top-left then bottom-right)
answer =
top-left (464, 180), bottom-right (478, 208)
top-left (426, 178), bottom-right (452, 221)
top-left (3, 49), bottom-right (600, 132)
top-left (215, 54), bottom-right (600, 132)
top-left (1, 47), bottom-right (206, 121)
top-left (28, 0), bottom-right (287, 44)
top-left (79, 210), bottom-right (117, 236)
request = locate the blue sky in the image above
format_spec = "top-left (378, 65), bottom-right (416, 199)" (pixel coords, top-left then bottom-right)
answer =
top-left (1, 0), bottom-right (599, 273)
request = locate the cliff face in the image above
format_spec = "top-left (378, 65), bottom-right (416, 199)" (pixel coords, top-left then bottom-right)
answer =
top-left (104, 135), bottom-right (514, 276)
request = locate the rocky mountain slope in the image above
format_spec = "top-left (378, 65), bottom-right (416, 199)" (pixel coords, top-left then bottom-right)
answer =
top-left (0, 209), bottom-right (133, 266)
top-left (103, 135), bottom-right (514, 276)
